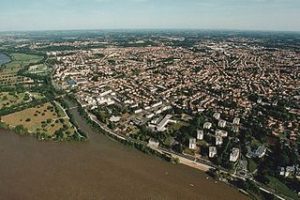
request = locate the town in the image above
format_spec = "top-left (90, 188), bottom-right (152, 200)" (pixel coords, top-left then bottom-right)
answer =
top-left (0, 31), bottom-right (299, 199)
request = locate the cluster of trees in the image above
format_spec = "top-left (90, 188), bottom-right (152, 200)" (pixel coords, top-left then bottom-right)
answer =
top-left (0, 98), bottom-right (48, 116)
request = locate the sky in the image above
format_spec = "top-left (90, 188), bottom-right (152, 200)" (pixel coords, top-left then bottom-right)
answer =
top-left (0, 0), bottom-right (300, 32)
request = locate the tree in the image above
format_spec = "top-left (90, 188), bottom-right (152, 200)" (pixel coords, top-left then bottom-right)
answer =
top-left (15, 125), bottom-right (28, 136)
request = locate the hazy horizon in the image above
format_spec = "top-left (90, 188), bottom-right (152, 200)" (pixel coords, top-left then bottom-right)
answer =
top-left (1, 0), bottom-right (300, 32)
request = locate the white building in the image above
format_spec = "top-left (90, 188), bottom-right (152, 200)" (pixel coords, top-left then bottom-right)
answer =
top-left (255, 145), bottom-right (267, 158)
top-left (232, 126), bottom-right (239, 133)
top-left (230, 148), bottom-right (240, 162)
top-left (134, 109), bottom-right (143, 114)
top-left (215, 136), bottom-right (223, 146)
top-left (218, 120), bottom-right (227, 128)
top-left (100, 90), bottom-right (112, 97)
top-left (197, 130), bottom-right (204, 140)
top-left (209, 146), bottom-right (217, 158)
top-left (215, 129), bottom-right (228, 137)
top-left (233, 117), bottom-right (240, 125)
top-left (148, 138), bottom-right (160, 148)
top-left (189, 138), bottom-right (197, 150)
top-left (203, 122), bottom-right (212, 129)
top-left (213, 112), bottom-right (221, 120)
top-left (156, 115), bottom-right (176, 132)
top-left (151, 101), bottom-right (163, 108)
top-left (109, 116), bottom-right (121, 123)
top-left (146, 113), bottom-right (154, 119)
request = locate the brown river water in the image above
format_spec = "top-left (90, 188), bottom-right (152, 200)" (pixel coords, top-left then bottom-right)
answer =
top-left (0, 104), bottom-right (249, 200)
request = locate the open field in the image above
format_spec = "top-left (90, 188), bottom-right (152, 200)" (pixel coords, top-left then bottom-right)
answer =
top-left (0, 73), bottom-right (34, 86)
top-left (28, 64), bottom-right (50, 75)
top-left (1, 102), bottom-right (77, 140)
top-left (0, 92), bottom-right (44, 109)
top-left (0, 53), bottom-right (44, 74)
top-left (267, 176), bottom-right (298, 199)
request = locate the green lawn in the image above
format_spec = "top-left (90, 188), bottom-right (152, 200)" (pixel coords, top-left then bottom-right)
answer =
top-left (0, 92), bottom-right (26, 109)
top-left (1, 53), bottom-right (44, 74)
top-left (248, 159), bottom-right (258, 173)
top-left (267, 176), bottom-right (298, 199)
top-left (0, 92), bottom-right (44, 109)
top-left (28, 64), bottom-right (50, 75)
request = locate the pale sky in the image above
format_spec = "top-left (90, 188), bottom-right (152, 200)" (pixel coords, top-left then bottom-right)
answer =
top-left (0, 0), bottom-right (300, 31)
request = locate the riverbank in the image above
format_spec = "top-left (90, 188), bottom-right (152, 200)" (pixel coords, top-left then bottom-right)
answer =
top-left (69, 98), bottom-right (215, 172)
top-left (0, 94), bottom-right (249, 199)
top-left (0, 52), bottom-right (11, 66)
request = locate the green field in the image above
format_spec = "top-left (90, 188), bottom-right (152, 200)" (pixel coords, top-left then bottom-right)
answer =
top-left (1, 102), bottom-right (78, 140)
top-left (0, 91), bottom-right (44, 109)
top-left (247, 159), bottom-right (258, 173)
top-left (267, 176), bottom-right (298, 199)
top-left (1, 53), bottom-right (44, 74)
top-left (28, 64), bottom-right (50, 75)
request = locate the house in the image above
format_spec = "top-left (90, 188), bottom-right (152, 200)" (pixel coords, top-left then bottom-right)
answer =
top-left (257, 98), bottom-right (262, 104)
top-left (148, 138), bottom-right (160, 148)
top-left (285, 166), bottom-right (296, 177)
top-left (233, 117), bottom-right (240, 125)
top-left (215, 136), bottom-right (223, 146)
top-left (189, 138), bottom-right (197, 150)
top-left (279, 167), bottom-right (285, 176)
top-left (232, 126), bottom-right (239, 133)
top-left (213, 112), bottom-right (221, 120)
top-left (109, 116), bottom-right (121, 123)
top-left (218, 120), bottom-right (227, 128)
top-left (203, 122), bottom-right (212, 129)
top-left (230, 148), bottom-right (240, 162)
top-left (209, 146), bottom-right (217, 158)
top-left (197, 130), bottom-right (204, 140)
top-left (215, 129), bottom-right (228, 137)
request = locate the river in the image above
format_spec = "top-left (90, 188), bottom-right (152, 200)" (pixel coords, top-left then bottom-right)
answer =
top-left (0, 100), bottom-right (249, 200)
top-left (0, 53), bottom-right (10, 66)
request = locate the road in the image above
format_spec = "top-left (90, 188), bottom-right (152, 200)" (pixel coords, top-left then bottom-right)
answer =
top-left (86, 109), bottom-right (217, 172)
top-left (63, 97), bottom-right (292, 200)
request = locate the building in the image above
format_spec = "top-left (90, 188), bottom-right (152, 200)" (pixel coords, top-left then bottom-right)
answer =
top-left (285, 166), bottom-right (296, 177)
top-left (134, 109), bottom-right (143, 114)
top-left (189, 138), bottom-right (197, 150)
top-left (213, 112), bottom-right (221, 120)
top-left (215, 129), bottom-right (228, 137)
top-left (279, 167), bottom-right (285, 176)
top-left (233, 117), bottom-right (240, 125)
top-left (155, 114), bottom-right (176, 132)
top-left (203, 122), bottom-right (212, 129)
top-left (218, 120), bottom-right (227, 128)
top-left (148, 138), bottom-right (160, 148)
top-left (215, 136), bottom-right (223, 146)
top-left (232, 126), bottom-right (239, 133)
top-left (197, 130), bottom-right (204, 140)
top-left (109, 116), bottom-right (121, 123)
top-left (209, 146), bottom-right (217, 158)
top-left (255, 145), bottom-right (267, 158)
top-left (246, 145), bottom-right (267, 158)
top-left (230, 148), bottom-right (240, 162)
